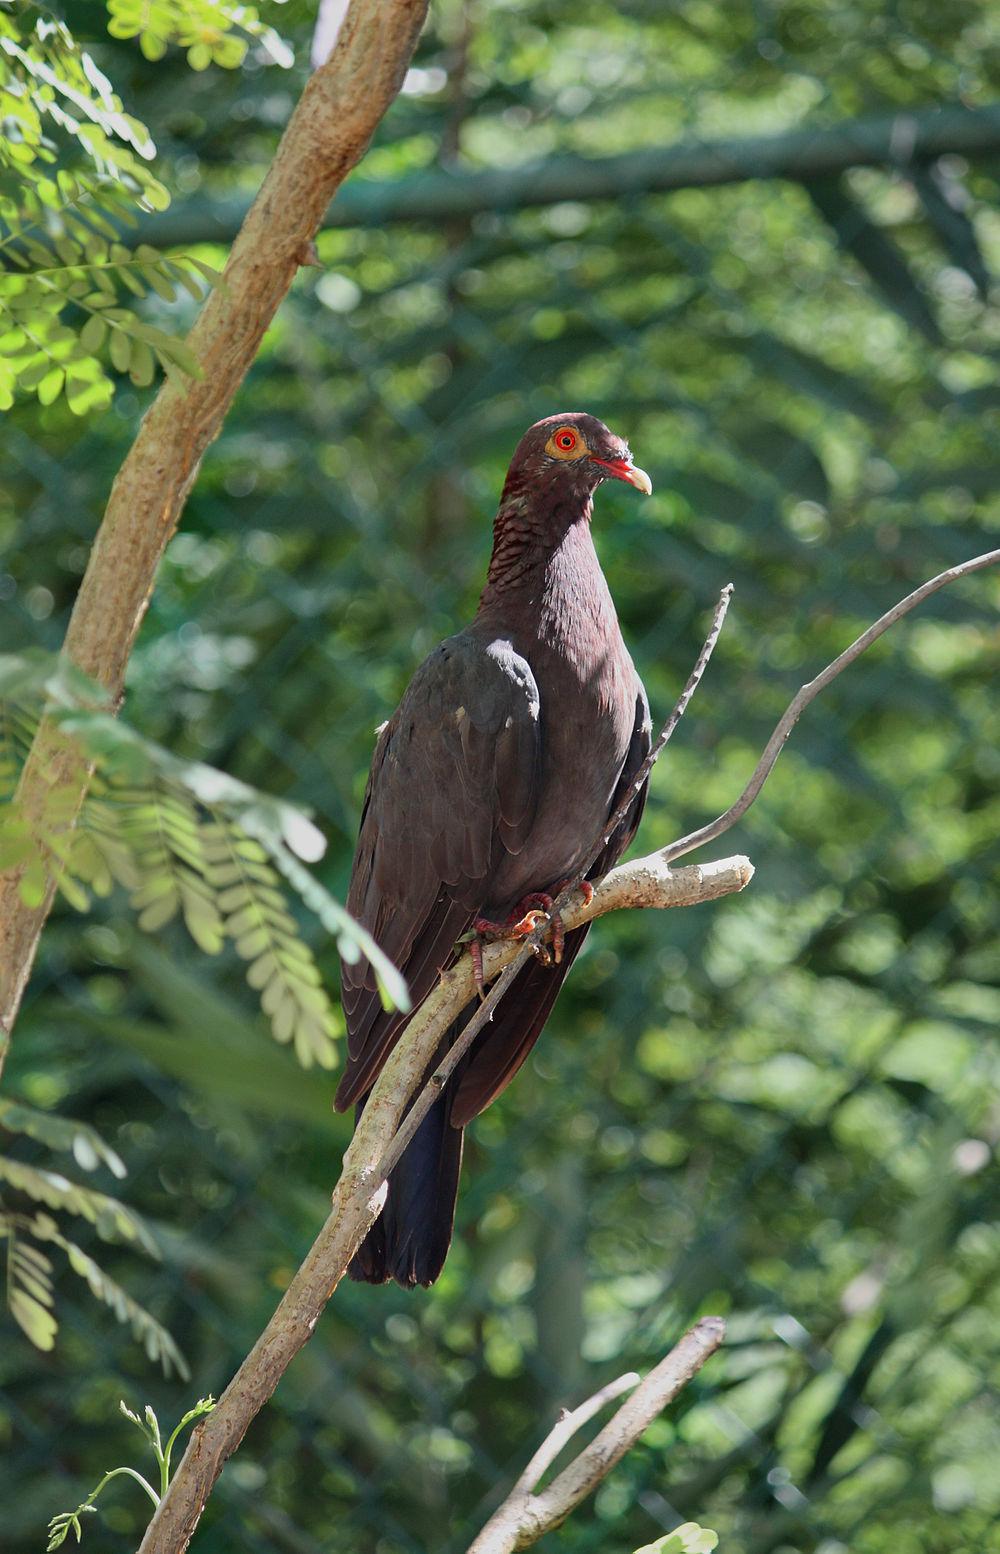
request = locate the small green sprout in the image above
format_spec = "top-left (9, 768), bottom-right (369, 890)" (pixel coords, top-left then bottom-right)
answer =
top-left (46, 1396), bottom-right (216, 1550)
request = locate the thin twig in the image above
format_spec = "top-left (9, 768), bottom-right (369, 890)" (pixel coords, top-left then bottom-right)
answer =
top-left (580, 581), bottom-right (734, 878)
top-left (512, 1372), bottom-right (641, 1497)
top-left (376, 956), bottom-right (523, 1180)
top-left (661, 549), bottom-right (1000, 863)
top-left (465, 1318), bottom-right (726, 1554)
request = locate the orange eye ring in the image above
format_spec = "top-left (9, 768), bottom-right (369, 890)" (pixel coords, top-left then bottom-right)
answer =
top-left (545, 425), bottom-right (588, 460)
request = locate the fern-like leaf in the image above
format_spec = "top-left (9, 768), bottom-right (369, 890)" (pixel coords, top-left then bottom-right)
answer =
top-left (113, 785), bottom-right (226, 952)
top-left (31, 1214), bottom-right (189, 1378)
top-left (0, 1155), bottom-right (159, 1255)
top-left (203, 822), bottom-right (340, 1067)
top-left (0, 1), bottom-right (223, 408)
top-left (0, 1098), bottom-right (127, 1177)
top-left (1, 652), bottom-right (408, 1066)
top-left (1, 1219), bottom-right (58, 1351)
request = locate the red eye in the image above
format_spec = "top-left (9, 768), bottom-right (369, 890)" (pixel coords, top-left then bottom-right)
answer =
top-left (556, 430), bottom-right (576, 450)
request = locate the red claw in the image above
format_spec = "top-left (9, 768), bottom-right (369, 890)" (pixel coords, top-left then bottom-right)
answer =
top-left (467, 872), bottom-right (600, 992)
top-left (472, 891), bottom-right (563, 974)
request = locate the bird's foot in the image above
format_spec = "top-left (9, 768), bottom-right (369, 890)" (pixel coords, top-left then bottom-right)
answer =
top-left (467, 881), bottom-right (595, 996)
top-left (470, 906), bottom-right (550, 998)
top-left (472, 892), bottom-right (563, 992)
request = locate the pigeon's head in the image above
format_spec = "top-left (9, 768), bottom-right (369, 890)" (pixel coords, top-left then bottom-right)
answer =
top-left (505, 413), bottom-right (652, 503)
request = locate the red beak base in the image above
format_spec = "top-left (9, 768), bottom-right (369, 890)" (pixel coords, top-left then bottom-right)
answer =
top-left (591, 457), bottom-right (653, 495)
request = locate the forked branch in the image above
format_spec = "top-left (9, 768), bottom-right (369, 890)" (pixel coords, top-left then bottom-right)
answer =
top-left (111, 551), bottom-right (1000, 1550)
top-left (465, 1318), bottom-right (726, 1554)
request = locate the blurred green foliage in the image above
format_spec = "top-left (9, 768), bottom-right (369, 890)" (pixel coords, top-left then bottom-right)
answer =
top-left (1, 1), bottom-right (999, 1552)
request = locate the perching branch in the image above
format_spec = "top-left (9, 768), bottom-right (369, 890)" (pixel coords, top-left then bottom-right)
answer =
top-left (465, 1317), bottom-right (726, 1554)
top-left (134, 850), bottom-right (750, 1554)
top-left (372, 854), bottom-right (753, 1185)
top-left (0, 0), bottom-right (429, 1076)
top-left (134, 548), bottom-right (997, 1552)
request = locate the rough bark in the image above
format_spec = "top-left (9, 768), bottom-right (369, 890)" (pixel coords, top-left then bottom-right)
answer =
top-left (135, 851), bottom-right (751, 1554)
top-left (0, 0), bottom-right (430, 1074)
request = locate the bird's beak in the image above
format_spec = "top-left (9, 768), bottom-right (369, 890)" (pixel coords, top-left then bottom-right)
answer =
top-left (591, 457), bottom-right (653, 495)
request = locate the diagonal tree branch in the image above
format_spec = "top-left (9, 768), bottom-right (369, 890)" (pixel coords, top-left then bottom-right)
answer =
top-left (369, 854), bottom-right (752, 1187)
top-left (465, 1317), bottom-right (726, 1554)
top-left (510, 1371), bottom-right (642, 1497)
top-left (0, 0), bottom-right (430, 1077)
top-left (135, 851), bottom-right (750, 1554)
top-left (133, 546), bottom-right (998, 1553)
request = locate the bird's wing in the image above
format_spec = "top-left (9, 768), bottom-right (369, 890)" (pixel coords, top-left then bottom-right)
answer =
top-left (335, 633), bottom-right (541, 1110)
top-left (450, 682), bottom-right (652, 1127)
top-left (591, 677), bottom-right (652, 875)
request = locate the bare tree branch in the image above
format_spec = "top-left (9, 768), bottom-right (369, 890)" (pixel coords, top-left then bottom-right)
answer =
top-left (373, 853), bottom-right (752, 1184)
top-left (465, 1318), bottom-right (726, 1554)
top-left (511, 1372), bottom-right (641, 1497)
top-left (0, 0), bottom-right (430, 1077)
top-left (134, 853), bottom-right (749, 1554)
top-left (661, 548), bottom-right (1000, 864)
top-left (127, 550), bottom-right (996, 1549)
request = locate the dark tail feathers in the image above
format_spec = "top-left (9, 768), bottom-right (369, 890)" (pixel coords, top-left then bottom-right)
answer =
top-left (349, 1090), bottom-right (464, 1288)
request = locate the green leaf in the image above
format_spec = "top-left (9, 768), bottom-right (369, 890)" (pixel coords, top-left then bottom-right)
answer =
top-left (36, 367), bottom-right (65, 405)
top-left (9, 1286), bottom-right (58, 1350)
top-left (0, 1099), bottom-right (127, 1178)
top-left (19, 858), bottom-right (48, 908)
top-left (634, 1524), bottom-right (719, 1554)
top-left (128, 337), bottom-right (155, 386)
top-left (79, 314), bottom-right (107, 353)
